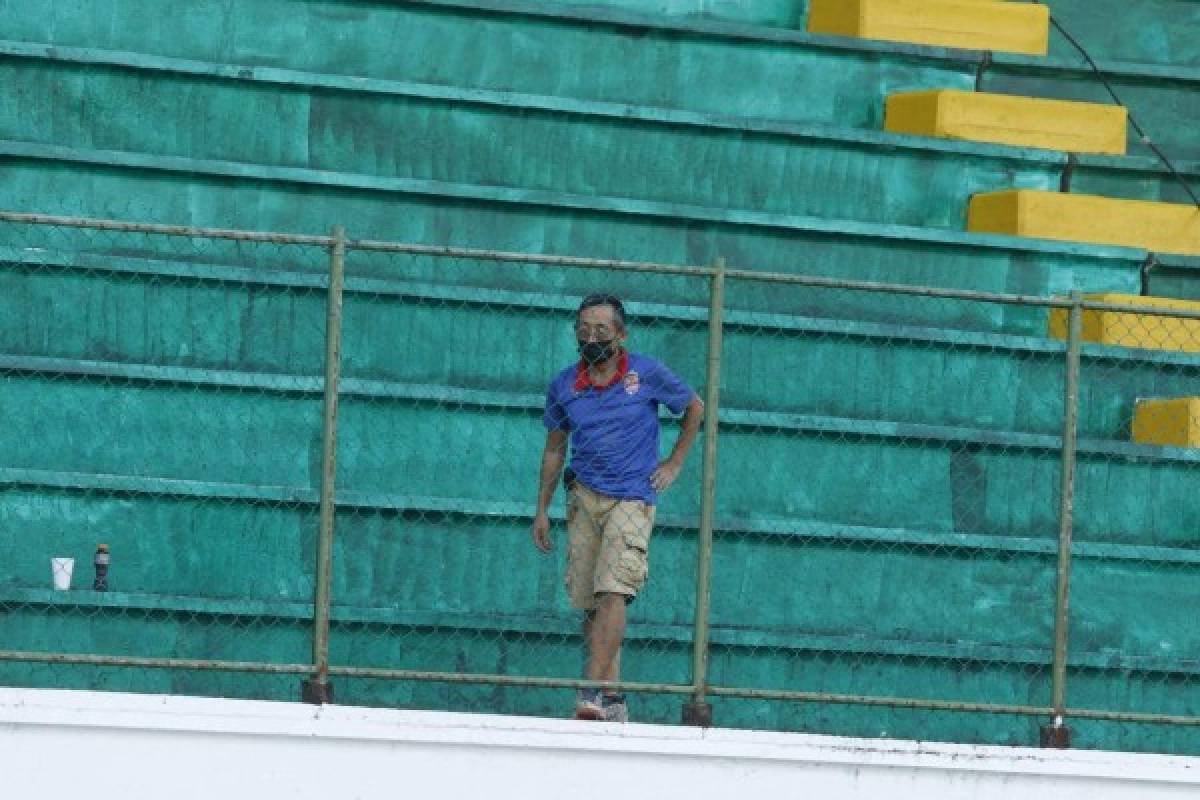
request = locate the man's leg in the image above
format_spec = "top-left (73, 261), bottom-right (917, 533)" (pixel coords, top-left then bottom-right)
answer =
top-left (568, 487), bottom-right (608, 720)
top-left (586, 499), bottom-right (652, 721)
top-left (575, 492), bottom-right (647, 721)
top-left (581, 613), bottom-right (618, 671)
top-left (569, 488), bottom-right (612, 719)
top-left (581, 609), bottom-right (627, 721)
top-left (586, 591), bottom-right (627, 683)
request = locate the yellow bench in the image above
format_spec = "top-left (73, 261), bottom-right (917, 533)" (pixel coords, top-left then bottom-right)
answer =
top-left (808, 0), bottom-right (1049, 55)
top-left (885, 90), bottom-right (1126, 155)
top-left (1133, 398), bottom-right (1200, 448)
top-left (969, 191), bottom-right (1200, 256)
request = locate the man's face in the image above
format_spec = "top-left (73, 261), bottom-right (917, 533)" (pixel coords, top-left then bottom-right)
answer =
top-left (575, 305), bottom-right (625, 346)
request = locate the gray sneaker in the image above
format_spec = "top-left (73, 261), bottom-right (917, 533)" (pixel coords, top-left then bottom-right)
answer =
top-left (602, 693), bottom-right (628, 723)
top-left (575, 688), bottom-right (605, 720)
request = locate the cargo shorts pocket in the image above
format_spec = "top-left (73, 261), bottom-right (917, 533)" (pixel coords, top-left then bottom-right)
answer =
top-left (613, 512), bottom-right (650, 590)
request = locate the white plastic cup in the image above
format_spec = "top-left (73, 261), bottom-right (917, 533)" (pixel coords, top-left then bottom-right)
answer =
top-left (51, 557), bottom-right (74, 591)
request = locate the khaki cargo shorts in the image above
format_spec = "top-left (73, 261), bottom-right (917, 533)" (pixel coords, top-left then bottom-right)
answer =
top-left (565, 483), bottom-right (656, 611)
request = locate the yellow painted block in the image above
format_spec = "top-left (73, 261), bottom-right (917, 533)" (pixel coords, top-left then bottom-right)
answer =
top-left (885, 90), bottom-right (1127, 155)
top-left (969, 190), bottom-right (1200, 256)
top-left (1133, 397), bottom-right (1200, 447)
top-left (808, 0), bottom-right (1049, 56)
top-left (1047, 293), bottom-right (1200, 354)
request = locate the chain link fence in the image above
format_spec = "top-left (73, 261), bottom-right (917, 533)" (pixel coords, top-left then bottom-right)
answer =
top-left (4, 211), bottom-right (1200, 751)
top-left (0, 214), bottom-right (335, 697)
top-left (704, 276), bottom-right (1065, 744)
top-left (1059, 297), bottom-right (1200, 753)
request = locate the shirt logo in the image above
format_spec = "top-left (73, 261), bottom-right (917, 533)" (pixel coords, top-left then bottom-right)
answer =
top-left (623, 371), bottom-right (641, 395)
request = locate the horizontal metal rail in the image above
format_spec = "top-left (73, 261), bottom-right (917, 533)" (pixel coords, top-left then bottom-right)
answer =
top-left (0, 649), bottom-right (312, 674)
top-left (348, 237), bottom-right (714, 278)
top-left (708, 685), bottom-right (1052, 717)
top-left (12, 209), bottom-right (1200, 319)
top-left (327, 666), bottom-right (693, 695)
top-left (0, 211), bottom-right (336, 246)
top-left (1067, 707), bottom-right (1200, 727)
top-left (5, 646), bottom-right (1200, 727)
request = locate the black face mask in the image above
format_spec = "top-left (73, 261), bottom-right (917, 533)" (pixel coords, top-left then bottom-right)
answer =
top-left (578, 339), bottom-right (617, 366)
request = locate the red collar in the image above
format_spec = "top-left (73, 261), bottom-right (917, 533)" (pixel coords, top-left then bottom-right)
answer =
top-left (574, 351), bottom-right (629, 392)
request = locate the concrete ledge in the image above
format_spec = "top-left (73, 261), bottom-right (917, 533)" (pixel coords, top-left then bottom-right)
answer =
top-left (2, 688), bottom-right (1199, 799)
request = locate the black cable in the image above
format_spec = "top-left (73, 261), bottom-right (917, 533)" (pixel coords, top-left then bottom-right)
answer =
top-left (1026, 1), bottom-right (1200, 208)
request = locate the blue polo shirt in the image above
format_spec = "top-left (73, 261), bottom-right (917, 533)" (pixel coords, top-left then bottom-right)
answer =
top-left (543, 351), bottom-right (695, 505)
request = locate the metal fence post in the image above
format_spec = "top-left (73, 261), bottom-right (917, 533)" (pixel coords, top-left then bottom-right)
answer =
top-left (302, 224), bottom-right (346, 705)
top-left (682, 257), bottom-right (725, 727)
top-left (1043, 291), bottom-right (1083, 747)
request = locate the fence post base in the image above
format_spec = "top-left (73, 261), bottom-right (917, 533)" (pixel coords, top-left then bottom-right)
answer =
top-left (681, 700), bottom-right (713, 727)
top-left (1039, 722), bottom-right (1071, 749)
top-left (301, 678), bottom-right (334, 705)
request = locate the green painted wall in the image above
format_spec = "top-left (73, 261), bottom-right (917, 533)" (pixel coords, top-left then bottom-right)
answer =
top-left (1042, 0), bottom-right (1200, 68)
top-left (0, 59), bottom-right (1065, 230)
top-left (3, 0), bottom-right (1200, 756)
top-left (0, 0), bottom-right (976, 129)
top-left (0, 160), bottom-right (1145, 321)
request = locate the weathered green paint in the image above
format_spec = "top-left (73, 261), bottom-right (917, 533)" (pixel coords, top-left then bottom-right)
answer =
top-left (1148, 256), bottom-right (1200, 300)
top-left (0, 0), bottom-right (977, 130)
top-left (4, 0), bottom-right (1200, 757)
top-left (548, 0), bottom-right (808, 28)
top-left (0, 45), bottom-right (1190, 225)
top-left (1042, 0), bottom-right (1200, 69)
top-left (0, 489), bottom-right (318, 600)
top-left (0, 58), bottom-right (1065, 230)
top-left (11, 261), bottom-right (1200, 445)
top-left (0, 375), bottom-right (324, 486)
top-left (984, 63), bottom-right (1200, 162)
top-left (4, 0), bottom-right (1196, 162)
top-left (3, 481), bottom-right (1200, 750)
top-left (1070, 155), bottom-right (1200, 208)
top-left (497, 0), bottom-right (1200, 72)
top-left (8, 355), bottom-right (1200, 548)
top-left (0, 160), bottom-right (1145, 320)
top-left (2, 35), bottom-right (1195, 213)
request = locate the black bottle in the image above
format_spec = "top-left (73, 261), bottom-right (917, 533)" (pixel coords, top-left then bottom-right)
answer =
top-left (93, 544), bottom-right (110, 591)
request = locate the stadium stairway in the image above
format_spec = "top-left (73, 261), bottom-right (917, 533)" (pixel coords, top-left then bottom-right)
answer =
top-left (3, 0), bottom-right (1200, 755)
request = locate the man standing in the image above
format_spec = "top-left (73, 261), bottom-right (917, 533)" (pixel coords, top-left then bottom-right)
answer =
top-left (532, 293), bottom-right (704, 722)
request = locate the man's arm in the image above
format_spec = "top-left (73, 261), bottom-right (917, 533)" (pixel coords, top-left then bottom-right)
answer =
top-left (650, 394), bottom-right (704, 493)
top-left (532, 428), bottom-right (569, 552)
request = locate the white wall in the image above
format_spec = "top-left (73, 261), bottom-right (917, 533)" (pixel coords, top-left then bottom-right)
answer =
top-left (3, 687), bottom-right (1200, 799)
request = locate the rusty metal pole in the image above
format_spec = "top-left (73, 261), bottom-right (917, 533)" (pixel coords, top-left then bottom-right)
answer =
top-left (682, 257), bottom-right (725, 727)
top-left (302, 225), bottom-right (346, 705)
top-left (1043, 291), bottom-right (1082, 748)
